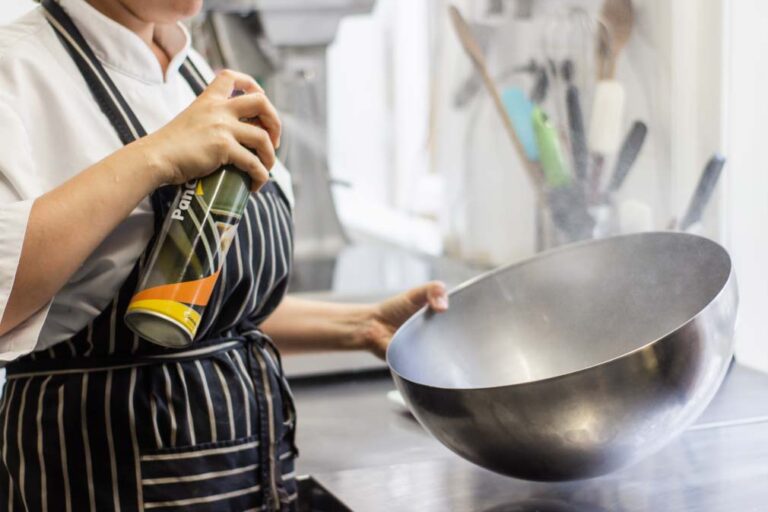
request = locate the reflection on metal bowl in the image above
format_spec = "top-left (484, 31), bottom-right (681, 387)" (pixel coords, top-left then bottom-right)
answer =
top-left (387, 232), bottom-right (738, 481)
top-left (481, 499), bottom-right (607, 512)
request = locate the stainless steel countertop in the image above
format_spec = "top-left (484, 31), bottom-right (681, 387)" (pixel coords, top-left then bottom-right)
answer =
top-left (291, 363), bottom-right (768, 510)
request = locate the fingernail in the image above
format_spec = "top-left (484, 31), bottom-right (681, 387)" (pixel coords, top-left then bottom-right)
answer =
top-left (436, 295), bottom-right (449, 309)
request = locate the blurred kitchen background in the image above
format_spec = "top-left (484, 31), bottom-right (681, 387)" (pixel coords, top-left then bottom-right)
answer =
top-left (0, 0), bottom-right (766, 377)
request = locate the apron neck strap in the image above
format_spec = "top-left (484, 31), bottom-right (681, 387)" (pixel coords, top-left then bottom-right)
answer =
top-left (40, 0), bottom-right (209, 220)
top-left (179, 58), bottom-right (208, 96)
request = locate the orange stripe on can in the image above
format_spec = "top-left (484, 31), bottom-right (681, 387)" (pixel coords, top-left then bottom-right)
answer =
top-left (129, 270), bottom-right (221, 306)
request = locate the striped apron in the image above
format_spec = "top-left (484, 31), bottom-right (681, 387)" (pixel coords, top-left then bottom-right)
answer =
top-left (0, 1), bottom-right (298, 511)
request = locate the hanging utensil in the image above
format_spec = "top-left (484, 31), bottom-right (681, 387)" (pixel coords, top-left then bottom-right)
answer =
top-left (530, 64), bottom-right (549, 104)
top-left (565, 8), bottom-right (600, 93)
top-left (454, 60), bottom-right (539, 109)
top-left (605, 121), bottom-right (648, 196)
top-left (541, 9), bottom-right (599, 138)
top-left (597, 0), bottom-right (634, 80)
top-left (566, 83), bottom-right (589, 183)
top-left (452, 23), bottom-right (495, 109)
top-left (502, 87), bottom-right (539, 162)
top-left (679, 154), bottom-right (727, 231)
top-left (531, 106), bottom-right (595, 241)
top-left (547, 186), bottom-right (596, 242)
top-left (532, 106), bottom-right (570, 188)
top-left (588, 80), bottom-right (626, 201)
top-left (589, 0), bottom-right (634, 202)
top-left (448, 4), bottom-right (544, 192)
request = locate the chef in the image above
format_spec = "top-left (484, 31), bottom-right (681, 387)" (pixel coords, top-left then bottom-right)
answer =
top-left (0, 0), bottom-right (449, 510)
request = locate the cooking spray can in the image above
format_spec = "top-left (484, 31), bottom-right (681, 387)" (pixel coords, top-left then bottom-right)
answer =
top-left (125, 168), bottom-right (251, 347)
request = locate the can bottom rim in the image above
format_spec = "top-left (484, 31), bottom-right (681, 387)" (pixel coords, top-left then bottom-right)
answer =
top-left (125, 310), bottom-right (194, 348)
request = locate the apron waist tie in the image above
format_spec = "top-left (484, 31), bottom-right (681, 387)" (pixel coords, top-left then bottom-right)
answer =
top-left (6, 331), bottom-right (268, 379)
top-left (241, 324), bottom-right (300, 459)
top-left (5, 329), bottom-right (299, 454)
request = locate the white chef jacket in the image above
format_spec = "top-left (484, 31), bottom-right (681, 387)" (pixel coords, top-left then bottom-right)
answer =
top-left (0, 0), bottom-right (293, 361)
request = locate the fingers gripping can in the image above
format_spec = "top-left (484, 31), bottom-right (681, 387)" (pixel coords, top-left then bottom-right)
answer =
top-left (125, 168), bottom-right (251, 347)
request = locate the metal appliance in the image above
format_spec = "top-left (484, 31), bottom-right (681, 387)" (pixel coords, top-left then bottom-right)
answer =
top-left (196, 0), bottom-right (377, 291)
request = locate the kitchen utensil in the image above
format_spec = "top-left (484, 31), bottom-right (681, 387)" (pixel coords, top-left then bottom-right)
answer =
top-left (448, 4), bottom-right (543, 192)
top-left (590, 0), bottom-right (632, 200)
top-left (566, 8), bottom-right (599, 91)
top-left (541, 9), bottom-right (599, 139)
top-left (532, 106), bottom-right (570, 188)
top-left (388, 232), bottom-right (737, 481)
top-left (597, 0), bottom-right (634, 80)
top-left (588, 80), bottom-right (626, 200)
top-left (530, 100), bottom-right (594, 245)
top-left (679, 154), bottom-right (727, 231)
top-left (452, 23), bottom-right (495, 109)
top-left (606, 121), bottom-right (648, 195)
top-left (561, 59), bottom-right (575, 83)
top-left (566, 85), bottom-right (588, 182)
top-left (455, 60), bottom-right (539, 109)
top-left (502, 87), bottom-right (539, 161)
top-left (530, 65), bottom-right (549, 104)
top-left (588, 81), bottom-right (626, 160)
top-left (546, 186), bottom-right (595, 243)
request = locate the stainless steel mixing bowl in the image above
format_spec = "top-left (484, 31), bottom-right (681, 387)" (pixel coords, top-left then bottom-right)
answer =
top-left (387, 232), bottom-right (737, 481)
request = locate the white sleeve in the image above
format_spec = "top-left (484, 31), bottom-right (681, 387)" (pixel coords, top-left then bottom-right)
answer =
top-left (271, 159), bottom-right (295, 210)
top-left (0, 100), bottom-right (51, 361)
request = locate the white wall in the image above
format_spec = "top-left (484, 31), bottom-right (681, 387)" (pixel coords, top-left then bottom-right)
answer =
top-left (724, 0), bottom-right (768, 373)
top-left (328, 0), bottom-right (441, 253)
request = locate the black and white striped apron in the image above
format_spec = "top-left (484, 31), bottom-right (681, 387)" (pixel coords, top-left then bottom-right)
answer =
top-left (0, 1), bottom-right (298, 510)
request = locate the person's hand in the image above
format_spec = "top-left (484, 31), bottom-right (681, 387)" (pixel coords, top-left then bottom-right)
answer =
top-left (362, 281), bottom-right (449, 359)
top-left (139, 69), bottom-right (281, 192)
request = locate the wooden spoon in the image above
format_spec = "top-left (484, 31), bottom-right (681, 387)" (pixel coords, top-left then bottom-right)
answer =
top-left (448, 5), bottom-right (544, 193)
top-left (597, 0), bottom-right (634, 79)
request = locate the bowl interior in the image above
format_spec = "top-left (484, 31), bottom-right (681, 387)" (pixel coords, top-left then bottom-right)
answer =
top-left (388, 233), bottom-right (731, 389)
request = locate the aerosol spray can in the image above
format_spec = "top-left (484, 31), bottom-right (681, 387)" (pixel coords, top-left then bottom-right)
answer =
top-left (125, 166), bottom-right (251, 347)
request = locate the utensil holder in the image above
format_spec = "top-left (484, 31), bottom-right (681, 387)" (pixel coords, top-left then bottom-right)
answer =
top-left (535, 193), bottom-right (618, 252)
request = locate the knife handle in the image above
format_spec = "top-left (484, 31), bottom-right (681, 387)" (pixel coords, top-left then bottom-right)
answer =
top-left (608, 121), bottom-right (648, 194)
top-left (679, 154), bottom-right (726, 231)
top-left (566, 86), bottom-right (588, 182)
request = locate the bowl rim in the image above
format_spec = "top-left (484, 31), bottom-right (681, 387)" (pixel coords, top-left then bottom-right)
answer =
top-left (386, 231), bottom-right (735, 392)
